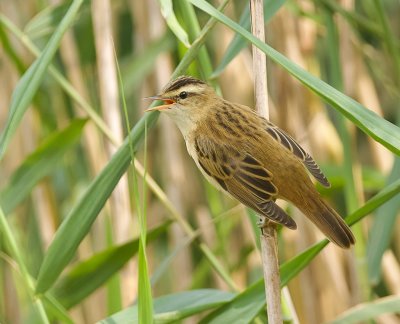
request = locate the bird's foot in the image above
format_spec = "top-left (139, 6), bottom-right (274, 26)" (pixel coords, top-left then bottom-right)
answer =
top-left (257, 217), bottom-right (270, 234)
top-left (257, 217), bottom-right (268, 228)
top-left (257, 217), bottom-right (278, 235)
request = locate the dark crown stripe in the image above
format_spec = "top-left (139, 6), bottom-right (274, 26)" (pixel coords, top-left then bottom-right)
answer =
top-left (163, 76), bottom-right (206, 93)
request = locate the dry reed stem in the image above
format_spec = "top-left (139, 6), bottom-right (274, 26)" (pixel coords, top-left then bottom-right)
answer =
top-left (355, 55), bottom-right (393, 172)
top-left (92, 0), bottom-right (136, 308)
top-left (58, 25), bottom-right (112, 323)
top-left (92, 0), bottom-right (132, 244)
top-left (259, 225), bottom-right (282, 323)
top-left (59, 30), bottom-right (107, 176)
top-left (382, 251), bottom-right (400, 295)
top-left (251, 0), bottom-right (268, 118)
top-left (250, 0), bottom-right (282, 322)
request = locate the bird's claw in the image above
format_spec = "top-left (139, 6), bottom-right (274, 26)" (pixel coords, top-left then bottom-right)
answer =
top-left (257, 217), bottom-right (270, 235)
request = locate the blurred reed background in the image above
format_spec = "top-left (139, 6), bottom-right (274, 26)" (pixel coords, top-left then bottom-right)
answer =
top-left (1, 0), bottom-right (400, 323)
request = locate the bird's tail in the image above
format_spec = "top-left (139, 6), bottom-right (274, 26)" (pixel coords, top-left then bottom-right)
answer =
top-left (301, 195), bottom-right (355, 249)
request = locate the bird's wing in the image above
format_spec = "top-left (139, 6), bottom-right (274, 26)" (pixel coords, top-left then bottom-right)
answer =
top-left (264, 120), bottom-right (330, 187)
top-left (194, 136), bottom-right (297, 229)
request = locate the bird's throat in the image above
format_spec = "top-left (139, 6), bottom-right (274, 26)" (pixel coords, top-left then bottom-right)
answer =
top-left (166, 108), bottom-right (199, 141)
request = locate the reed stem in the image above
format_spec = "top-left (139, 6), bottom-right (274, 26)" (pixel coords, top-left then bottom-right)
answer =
top-left (250, 0), bottom-right (282, 322)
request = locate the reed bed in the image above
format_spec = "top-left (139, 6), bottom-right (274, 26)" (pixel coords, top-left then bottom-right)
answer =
top-left (1, 0), bottom-right (400, 323)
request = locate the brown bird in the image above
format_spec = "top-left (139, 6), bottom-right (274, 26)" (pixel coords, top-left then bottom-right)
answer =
top-left (147, 76), bottom-right (355, 248)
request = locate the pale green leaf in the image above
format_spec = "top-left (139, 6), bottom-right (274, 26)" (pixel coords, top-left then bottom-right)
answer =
top-left (329, 295), bottom-right (400, 324)
top-left (53, 221), bottom-right (171, 308)
top-left (158, 0), bottom-right (190, 47)
top-left (99, 289), bottom-right (235, 324)
top-left (199, 281), bottom-right (264, 324)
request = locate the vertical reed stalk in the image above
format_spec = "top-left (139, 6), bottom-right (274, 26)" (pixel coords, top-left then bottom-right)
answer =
top-left (92, 0), bottom-right (134, 309)
top-left (250, 0), bottom-right (282, 322)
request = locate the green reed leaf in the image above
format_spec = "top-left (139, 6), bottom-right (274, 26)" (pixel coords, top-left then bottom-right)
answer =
top-left (0, 0), bottom-right (84, 160)
top-left (0, 119), bottom-right (87, 214)
top-left (35, 112), bottom-right (158, 294)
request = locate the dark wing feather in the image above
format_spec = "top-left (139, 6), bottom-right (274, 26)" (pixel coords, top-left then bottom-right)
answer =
top-left (195, 136), bottom-right (297, 229)
top-left (265, 121), bottom-right (330, 187)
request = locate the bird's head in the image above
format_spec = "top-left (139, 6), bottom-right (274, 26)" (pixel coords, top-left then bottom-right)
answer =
top-left (146, 76), bottom-right (218, 130)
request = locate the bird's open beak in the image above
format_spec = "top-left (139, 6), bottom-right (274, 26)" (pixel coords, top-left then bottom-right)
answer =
top-left (145, 96), bottom-right (175, 112)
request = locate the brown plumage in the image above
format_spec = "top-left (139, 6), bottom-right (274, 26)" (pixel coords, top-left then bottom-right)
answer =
top-left (147, 76), bottom-right (355, 248)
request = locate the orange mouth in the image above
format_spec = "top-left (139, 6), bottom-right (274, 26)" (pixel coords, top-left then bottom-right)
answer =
top-left (145, 96), bottom-right (175, 112)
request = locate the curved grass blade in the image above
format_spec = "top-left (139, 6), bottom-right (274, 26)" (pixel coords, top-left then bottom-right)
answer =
top-left (199, 280), bottom-right (265, 324)
top-left (158, 0), bottom-right (190, 47)
top-left (189, 0), bottom-right (400, 155)
top-left (99, 289), bottom-right (235, 324)
top-left (35, 112), bottom-right (158, 294)
top-left (0, 119), bottom-right (87, 214)
top-left (24, 1), bottom-right (89, 40)
top-left (53, 221), bottom-right (171, 308)
top-left (0, 0), bottom-right (84, 160)
top-left (329, 295), bottom-right (400, 324)
top-left (345, 177), bottom-right (400, 226)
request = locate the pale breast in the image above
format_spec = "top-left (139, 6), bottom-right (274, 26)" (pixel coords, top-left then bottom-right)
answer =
top-left (185, 133), bottom-right (228, 192)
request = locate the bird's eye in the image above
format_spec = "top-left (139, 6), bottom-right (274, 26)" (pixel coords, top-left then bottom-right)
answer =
top-left (179, 91), bottom-right (188, 99)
